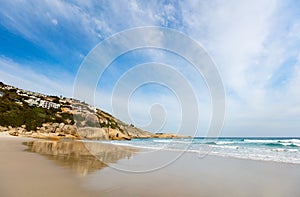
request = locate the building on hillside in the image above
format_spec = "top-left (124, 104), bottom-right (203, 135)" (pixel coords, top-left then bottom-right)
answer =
top-left (39, 100), bottom-right (60, 109)
top-left (25, 98), bottom-right (39, 107)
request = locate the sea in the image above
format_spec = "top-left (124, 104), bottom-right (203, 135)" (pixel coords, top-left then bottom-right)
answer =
top-left (96, 137), bottom-right (300, 164)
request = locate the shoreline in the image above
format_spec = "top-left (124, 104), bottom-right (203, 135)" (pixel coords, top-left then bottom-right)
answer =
top-left (84, 137), bottom-right (300, 165)
top-left (2, 133), bottom-right (300, 166)
top-left (1, 134), bottom-right (300, 197)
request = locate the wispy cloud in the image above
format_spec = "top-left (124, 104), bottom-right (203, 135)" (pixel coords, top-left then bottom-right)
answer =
top-left (0, 0), bottom-right (300, 136)
top-left (177, 0), bottom-right (300, 135)
top-left (0, 56), bottom-right (73, 96)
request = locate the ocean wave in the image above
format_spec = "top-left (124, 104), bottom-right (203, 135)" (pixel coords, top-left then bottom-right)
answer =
top-left (152, 139), bottom-right (192, 144)
top-left (279, 142), bottom-right (300, 147)
top-left (244, 139), bottom-right (300, 147)
top-left (244, 139), bottom-right (278, 143)
top-left (278, 140), bottom-right (300, 147)
top-left (278, 139), bottom-right (300, 144)
top-left (216, 141), bottom-right (235, 145)
top-left (81, 138), bottom-right (300, 165)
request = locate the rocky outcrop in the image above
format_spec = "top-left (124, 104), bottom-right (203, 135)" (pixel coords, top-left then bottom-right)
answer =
top-left (2, 123), bottom-right (134, 140)
top-left (1, 123), bottom-right (78, 140)
top-left (39, 123), bottom-right (77, 135)
top-left (77, 127), bottom-right (130, 140)
top-left (153, 133), bottom-right (192, 139)
top-left (77, 127), bottom-right (109, 140)
top-left (125, 126), bottom-right (153, 138)
top-left (1, 124), bottom-right (190, 140)
top-left (91, 110), bottom-right (154, 139)
top-left (0, 125), bottom-right (30, 137)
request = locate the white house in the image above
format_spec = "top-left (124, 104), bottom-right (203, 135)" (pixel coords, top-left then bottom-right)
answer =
top-left (39, 100), bottom-right (60, 109)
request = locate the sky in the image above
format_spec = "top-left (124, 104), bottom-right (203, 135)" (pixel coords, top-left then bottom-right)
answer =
top-left (1, 0), bottom-right (300, 137)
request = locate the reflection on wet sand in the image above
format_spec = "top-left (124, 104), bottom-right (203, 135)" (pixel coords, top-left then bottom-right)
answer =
top-left (23, 140), bottom-right (138, 176)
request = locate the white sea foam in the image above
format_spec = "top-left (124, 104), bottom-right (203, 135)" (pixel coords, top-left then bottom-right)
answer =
top-left (153, 139), bottom-right (193, 144)
top-left (244, 139), bottom-right (277, 143)
top-left (85, 138), bottom-right (300, 164)
top-left (215, 141), bottom-right (235, 145)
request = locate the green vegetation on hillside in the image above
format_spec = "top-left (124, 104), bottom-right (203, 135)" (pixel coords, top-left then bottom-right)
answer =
top-left (0, 82), bottom-right (155, 139)
top-left (0, 90), bottom-right (73, 131)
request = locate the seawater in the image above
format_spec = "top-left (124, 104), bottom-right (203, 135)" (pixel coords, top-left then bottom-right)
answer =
top-left (92, 137), bottom-right (300, 164)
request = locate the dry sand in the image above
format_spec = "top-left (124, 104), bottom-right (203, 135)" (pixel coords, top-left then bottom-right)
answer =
top-left (1, 133), bottom-right (300, 197)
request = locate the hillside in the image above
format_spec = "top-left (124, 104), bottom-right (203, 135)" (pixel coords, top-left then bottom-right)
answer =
top-left (0, 82), bottom-right (188, 140)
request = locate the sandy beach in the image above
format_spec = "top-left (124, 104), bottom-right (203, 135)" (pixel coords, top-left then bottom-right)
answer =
top-left (85, 149), bottom-right (300, 197)
top-left (1, 134), bottom-right (300, 197)
top-left (0, 133), bottom-right (98, 197)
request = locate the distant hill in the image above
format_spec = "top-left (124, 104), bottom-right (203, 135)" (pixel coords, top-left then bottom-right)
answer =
top-left (0, 82), bottom-right (188, 140)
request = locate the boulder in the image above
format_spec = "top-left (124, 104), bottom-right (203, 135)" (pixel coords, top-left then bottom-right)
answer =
top-left (59, 123), bottom-right (65, 129)
top-left (52, 123), bottom-right (59, 128)
top-left (69, 125), bottom-right (78, 135)
top-left (55, 128), bottom-right (61, 133)
top-left (17, 127), bottom-right (25, 134)
top-left (42, 123), bottom-right (50, 127)
top-left (39, 127), bottom-right (46, 133)
top-left (77, 127), bottom-right (109, 140)
top-left (108, 128), bottom-right (131, 140)
top-left (0, 126), bottom-right (8, 132)
top-left (9, 128), bottom-right (18, 136)
top-left (61, 125), bottom-right (77, 135)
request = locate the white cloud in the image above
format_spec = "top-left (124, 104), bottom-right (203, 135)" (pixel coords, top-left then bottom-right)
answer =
top-left (178, 0), bottom-right (300, 136)
top-left (1, 0), bottom-right (300, 136)
top-left (0, 57), bottom-right (73, 97)
top-left (0, 0), bottom-right (112, 57)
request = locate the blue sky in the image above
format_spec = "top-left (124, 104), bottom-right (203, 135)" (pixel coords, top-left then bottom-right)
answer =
top-left (1, 0), bottom-right (300, 136)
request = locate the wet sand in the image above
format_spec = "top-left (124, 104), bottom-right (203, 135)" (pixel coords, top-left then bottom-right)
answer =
top-left (85, 150), bottom-right (300, 197)
top-left (1, 134), bottom-right (300, 197)
top-left (0, 134), bottom-right (98, 197)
